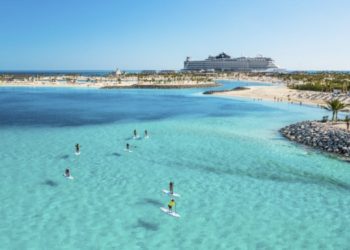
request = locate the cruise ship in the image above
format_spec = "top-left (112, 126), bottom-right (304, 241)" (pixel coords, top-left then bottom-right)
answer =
top-left (183, 53), bottom-right (278, 72)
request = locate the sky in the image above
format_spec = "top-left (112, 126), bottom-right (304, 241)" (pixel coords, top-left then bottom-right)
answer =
top-left (0, 0), bottom-right (350, 71)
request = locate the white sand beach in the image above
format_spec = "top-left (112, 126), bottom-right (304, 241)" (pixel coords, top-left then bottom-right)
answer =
top-left (214, 85), bottom-right (350, 108)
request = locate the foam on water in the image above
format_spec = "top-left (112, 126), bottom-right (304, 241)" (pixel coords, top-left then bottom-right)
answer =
top-left (1, 83), bottom-right (350, 249)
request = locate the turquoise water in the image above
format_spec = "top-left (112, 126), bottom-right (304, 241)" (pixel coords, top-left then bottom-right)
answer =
top-left (1, 82), bottom-right (350, 249)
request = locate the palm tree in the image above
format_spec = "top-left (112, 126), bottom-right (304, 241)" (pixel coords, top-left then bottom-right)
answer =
top-left (323, 99), bottom-right (348, 122)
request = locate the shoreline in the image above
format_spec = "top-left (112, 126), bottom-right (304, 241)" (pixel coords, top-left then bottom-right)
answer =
top-left (280, 121), bottom-right (350, 161)
top-left (212, 85), bottom-right (350, 108)
top-left (101, 83), bottom-right (220, 89)
top-left (0, 82), bottom-right (220, 89)
top-left (0, 83), bottom-right (101, 89)
top-left (0, 73), bottom-right (285, 90)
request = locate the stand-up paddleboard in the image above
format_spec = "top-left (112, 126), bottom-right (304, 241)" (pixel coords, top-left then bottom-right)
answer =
top-left (124, 149), bottom-right (132, 152)
top-left (162, 189), bottom-right (180, 197)
top-left (160, 207), bottom-right (180, 218)
top-left (63, 174), bottom-right (74, 180)
top-left (75, 151), bottom-right (80, 156)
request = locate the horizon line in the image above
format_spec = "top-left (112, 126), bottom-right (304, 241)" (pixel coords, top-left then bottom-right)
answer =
top-left (1, 69), bottom-right (350, 72)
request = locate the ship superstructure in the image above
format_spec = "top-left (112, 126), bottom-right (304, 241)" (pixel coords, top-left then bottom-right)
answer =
top-left (184, 53), bottom-right (278, 72)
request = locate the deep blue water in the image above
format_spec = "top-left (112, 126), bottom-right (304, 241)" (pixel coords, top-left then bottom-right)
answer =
top-left (0, 81), bottom-right (269, 127)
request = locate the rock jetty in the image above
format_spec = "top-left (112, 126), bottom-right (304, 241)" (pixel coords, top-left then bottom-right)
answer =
top-left (280, 121), bottom-right (350, 157)
top-left (102, 83), bottom-right (220, 89)
top-left (203, 86), bottom-right (249, 95)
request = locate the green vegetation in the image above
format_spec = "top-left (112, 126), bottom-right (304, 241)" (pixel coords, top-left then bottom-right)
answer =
top-left (283, 73), bottom-right (350, 92)
top-left (323, 99), bottom-right (348, 122)
top-left (289, 82), bottom-right (325, 91)
top-left (134, 73), bottom-right (212, 84)
top-left (246, 72), bottom-right (350, 92)
top-left (2, 71), bottom-right (349, 91)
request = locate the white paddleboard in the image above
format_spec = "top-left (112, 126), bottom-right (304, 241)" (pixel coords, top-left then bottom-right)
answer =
top-left (124, 149), bottom-right (132, 152)
top-left (162, 189), bottom-right (180, 197)
top-left (64, 174), bottom-right (74, 180)
top-left (160, 207), bottom-right (180, 218)
top-left (75, 152), bottom-right (80, 156)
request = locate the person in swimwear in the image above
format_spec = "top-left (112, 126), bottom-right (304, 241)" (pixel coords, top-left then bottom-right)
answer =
top-left (64, 168), bottom-right (70, 177)
top-left (168, 199), bottom-right (175, 212)
top-left (169, 181), bottom-right (174, 194)
top-left (75, 143), bottom-right (80, 153)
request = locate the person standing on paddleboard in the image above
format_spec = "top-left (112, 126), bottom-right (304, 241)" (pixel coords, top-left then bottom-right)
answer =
top-left (75, 143), bottom-right (80, 153)
top-left (65, 168), bottom-right (71, 177)
top-left (144, 130), bottom-right (148, 138)
top-left (126, 143), bottom-right (130, 151)
top-left (168, 199), bottom-right (175, 212)
top-left (169, 181), bottom-right (174, 194)
top-left (133, 129), bottom-right (137, 138)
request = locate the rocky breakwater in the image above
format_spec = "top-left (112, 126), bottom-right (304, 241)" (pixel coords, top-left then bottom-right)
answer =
top-left (203, 86), bottom-right (249, 95)
top-left (102, 83), bottom-right (220, 89)
top-left (280, 121), bottom-right (350, 158)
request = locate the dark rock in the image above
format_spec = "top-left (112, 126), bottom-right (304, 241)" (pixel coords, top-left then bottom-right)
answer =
top-left (280, 121), bottom-right (350, 160)
top-left (203, 86), bottom-right (250, 95)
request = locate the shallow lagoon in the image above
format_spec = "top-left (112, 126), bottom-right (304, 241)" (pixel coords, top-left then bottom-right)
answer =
top-left (1, 82), bottom-right (350, 249)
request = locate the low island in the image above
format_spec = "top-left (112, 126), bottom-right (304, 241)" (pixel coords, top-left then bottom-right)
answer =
top-left (0, 71), bottom-right (220, 89)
